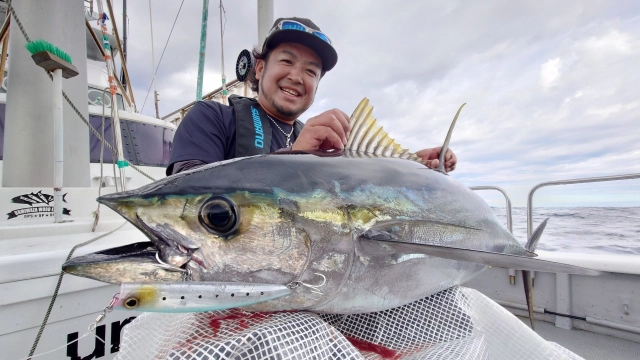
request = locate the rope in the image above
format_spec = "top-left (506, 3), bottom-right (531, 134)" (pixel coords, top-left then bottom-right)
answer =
top-left (9, 3), bottom-right (157, 182)
top-left (141, 0), bottom-right (185, 112)
top-left (92, 88), bottom-right (115, 231)
top-left (26, 222), bottom-right (127, 360)
top-left (7, 2), bottom-right (30, 43)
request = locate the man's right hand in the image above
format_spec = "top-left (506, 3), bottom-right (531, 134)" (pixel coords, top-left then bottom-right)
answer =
top-left (291, 109), bottom-right (351, 151)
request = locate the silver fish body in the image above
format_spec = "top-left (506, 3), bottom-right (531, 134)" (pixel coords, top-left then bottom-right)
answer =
top-left (64, 151), bottom-right (529, 314)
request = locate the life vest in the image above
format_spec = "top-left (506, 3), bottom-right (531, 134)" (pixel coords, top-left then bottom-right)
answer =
top-left (229, 95), bottom-right (304, 157)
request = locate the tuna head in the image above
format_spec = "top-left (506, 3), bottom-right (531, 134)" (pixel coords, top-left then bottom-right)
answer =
top-left (65, 157), bottom-right (315, 287)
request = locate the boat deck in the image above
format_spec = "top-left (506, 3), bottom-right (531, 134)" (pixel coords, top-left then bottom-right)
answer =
top-left (518, 317), bottom-right (640, 360)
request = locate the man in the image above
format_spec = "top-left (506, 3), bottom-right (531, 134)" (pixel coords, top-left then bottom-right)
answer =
top-left (167, 17), bottom-right (456, 176)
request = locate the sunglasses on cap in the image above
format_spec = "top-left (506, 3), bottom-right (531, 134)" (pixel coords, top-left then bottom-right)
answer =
top-left (271, 20), bottom-right (332, 45)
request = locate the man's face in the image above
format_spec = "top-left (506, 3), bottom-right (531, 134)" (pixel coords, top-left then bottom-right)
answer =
top-left (256, 42), bottom-right (322, 122)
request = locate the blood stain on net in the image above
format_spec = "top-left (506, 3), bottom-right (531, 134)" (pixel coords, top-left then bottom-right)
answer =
top-left (208, 310), bottom-right (270, 336)
top-left (344, 335), bottom-right (399, 359)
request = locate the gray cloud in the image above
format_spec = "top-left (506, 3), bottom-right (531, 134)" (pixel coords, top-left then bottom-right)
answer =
top-left (112, 0), bottom-right (640, 206)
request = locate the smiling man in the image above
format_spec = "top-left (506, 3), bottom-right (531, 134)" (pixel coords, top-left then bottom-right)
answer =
top-left (167, 17), bottom-right (456, 175)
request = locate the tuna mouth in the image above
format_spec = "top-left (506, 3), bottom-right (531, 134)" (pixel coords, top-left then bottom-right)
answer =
top-left (61, 242), bottom-right (185, 284)
top-left (135, 213), bottom-right (199, 268)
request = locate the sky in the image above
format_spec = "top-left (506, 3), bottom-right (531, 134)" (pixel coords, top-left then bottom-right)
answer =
top-left (108, 0), bottom-right (640, 207)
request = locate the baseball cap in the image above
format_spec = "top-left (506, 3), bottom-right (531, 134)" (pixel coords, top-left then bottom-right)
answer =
top-left (262, 17), bottom-right (338, 72)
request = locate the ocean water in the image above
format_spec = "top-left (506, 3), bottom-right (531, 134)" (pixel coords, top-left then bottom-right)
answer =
top-left (491, 207), bottom-right (640, 255)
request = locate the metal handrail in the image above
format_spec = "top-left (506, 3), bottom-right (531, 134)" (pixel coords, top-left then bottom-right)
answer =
top-left (162, 78), bottom-right (243, 120)
top-left (527, 173), bottom-right (640, 238)
top-left (470, 186), bottom-right (512, 232)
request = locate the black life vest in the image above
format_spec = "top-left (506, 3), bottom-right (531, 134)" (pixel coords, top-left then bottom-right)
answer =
top-left (229, 95), bottom-right (304, 157)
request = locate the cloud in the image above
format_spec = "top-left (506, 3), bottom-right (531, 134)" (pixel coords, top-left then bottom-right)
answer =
top-left (540, 58), bottom-right (562, 88)
top-left (113, 0), bottom-right (640, 206)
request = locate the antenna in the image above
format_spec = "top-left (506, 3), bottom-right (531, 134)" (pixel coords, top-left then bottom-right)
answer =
top-left (148, 0), bottom-right (160, 118)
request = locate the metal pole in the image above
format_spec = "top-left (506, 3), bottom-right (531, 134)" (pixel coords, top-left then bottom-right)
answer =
top-left (469, 186), bottom-right (512, 233)
top-left (196, 0), bottom-right (209, 101)
top-left (219, 0), bottom-right (227, 105)
top-left (257, 0), bottom-right (274, 46)
top-left (106, 0), bottom-right (136, 109)
top-left (120, 0), bottom-right (127, 91)
top-left (52, 69), bottom-right (64, 223)
top-left (527, 173), bottom-right (640, 238)
top-left (148, 0), bottom-right (159, 118)
top-left (470, 185), bottom-right (515, 286)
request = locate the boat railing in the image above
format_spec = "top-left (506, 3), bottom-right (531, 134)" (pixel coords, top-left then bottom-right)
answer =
top-left (470, 186), bottom-right (513, 233)
top-left (161, 78), bottom-right (248, 125)
top-left (527, 173), bottom-right (640, 238)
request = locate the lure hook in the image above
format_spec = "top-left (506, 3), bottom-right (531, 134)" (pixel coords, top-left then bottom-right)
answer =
top-left (287, 273), bottom-right (327, 295)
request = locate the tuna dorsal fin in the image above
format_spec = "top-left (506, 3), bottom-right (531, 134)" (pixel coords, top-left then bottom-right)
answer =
top-left (346, 98), bottom-right (424, 164)
top-left (436, 103), bottom-right (466, 174)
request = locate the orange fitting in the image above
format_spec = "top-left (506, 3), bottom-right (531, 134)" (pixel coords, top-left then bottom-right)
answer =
top-left (103, 55), bottom-right (112, 60)
top-left (110, 85), bottom-right (117, 95)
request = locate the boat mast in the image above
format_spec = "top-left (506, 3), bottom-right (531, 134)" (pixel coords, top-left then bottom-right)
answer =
top-left (257, 0), bottom-right (274, 47)
top-left (219, 0), bottom-right (227, 105)
top-left (120, 0), bottom-right (127, 91)
top-left (148, 0), bottom-right (160, 118)
top-left (196, 0), bottom-right (210, 101)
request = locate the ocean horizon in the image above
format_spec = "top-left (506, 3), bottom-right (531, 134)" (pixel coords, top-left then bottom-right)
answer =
top-left (490, 206), bottom-right (640, 255)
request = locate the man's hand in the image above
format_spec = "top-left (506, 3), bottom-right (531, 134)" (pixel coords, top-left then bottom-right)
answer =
top-left (291, 109), bottom-right (351, 152)
top-left (416, 147), bottom-right (457, 172)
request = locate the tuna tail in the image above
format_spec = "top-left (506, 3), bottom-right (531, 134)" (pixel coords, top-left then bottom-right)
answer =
top-left (436, 104), bottom-right (466, 174)
top-left (522, 218), bottom-right (549, 330)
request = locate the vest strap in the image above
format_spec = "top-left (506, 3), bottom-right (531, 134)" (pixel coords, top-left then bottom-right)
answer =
top-left (230, 95), bottom-right (304, 157)
top-left (230, 95), bottom-right (273, 157)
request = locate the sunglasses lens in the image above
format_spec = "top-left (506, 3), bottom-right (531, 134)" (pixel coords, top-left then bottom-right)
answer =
top-left (278, 21), bottom-right (331, 44)
top-left (312, 31), bottom-right (331, 44)
top-left (281, 21), bottom-right (306, 31)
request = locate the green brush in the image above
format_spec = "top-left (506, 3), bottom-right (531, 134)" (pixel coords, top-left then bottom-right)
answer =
top-left (25, 39), bottom-right (78, 79)
top-left (25, 39), bottom-right (73, 64)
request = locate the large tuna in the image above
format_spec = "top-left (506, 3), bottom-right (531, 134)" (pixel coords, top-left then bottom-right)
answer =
top-left (63, 99), bottom-right (598, 317)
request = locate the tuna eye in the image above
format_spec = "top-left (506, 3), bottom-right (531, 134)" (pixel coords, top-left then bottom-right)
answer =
top-left (199, 196), bottom-right (238, 236)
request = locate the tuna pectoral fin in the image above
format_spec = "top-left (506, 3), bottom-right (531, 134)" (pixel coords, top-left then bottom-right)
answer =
top-left (365, 238), bottom-right (601, 276)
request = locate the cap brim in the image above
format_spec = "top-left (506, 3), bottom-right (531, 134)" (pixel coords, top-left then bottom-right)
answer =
top-left (265, 30), bottom-right (338, 72)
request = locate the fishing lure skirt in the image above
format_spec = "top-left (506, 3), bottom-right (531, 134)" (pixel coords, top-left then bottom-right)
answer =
top-left (115, 286), bottom-right (583, 359)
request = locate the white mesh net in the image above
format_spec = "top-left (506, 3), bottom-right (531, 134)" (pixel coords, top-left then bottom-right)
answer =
top-left (115, 287), bottom-right (583, 360)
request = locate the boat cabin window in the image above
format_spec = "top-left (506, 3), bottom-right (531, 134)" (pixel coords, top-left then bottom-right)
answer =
top-left (89, 115), bottom-right (174, 167)
top-left (88, 86), bottom-right (125, 111)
